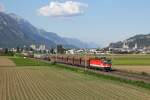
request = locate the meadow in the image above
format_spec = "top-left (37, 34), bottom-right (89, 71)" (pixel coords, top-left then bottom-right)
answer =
top-left (108, 54), bottom-right (150, 66)
top-left (10, 57), bottom-right (50, 66)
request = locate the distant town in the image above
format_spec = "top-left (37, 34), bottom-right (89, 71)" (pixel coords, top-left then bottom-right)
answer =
top-left (0, 41), bottom-right (150, 58)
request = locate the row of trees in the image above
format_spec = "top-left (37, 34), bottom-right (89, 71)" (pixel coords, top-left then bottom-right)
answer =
top-left (0, 48), bottom-right (14, 56)
top-left (0, 44), bottom-right (66, 56)
top-left (49, 45), bottom-right (66, 54)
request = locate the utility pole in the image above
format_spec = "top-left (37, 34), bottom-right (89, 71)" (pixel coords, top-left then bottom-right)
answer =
top-left (84, 53), bottom-right (87, 71)
top-left (56, 44), bottom-right (57, 62)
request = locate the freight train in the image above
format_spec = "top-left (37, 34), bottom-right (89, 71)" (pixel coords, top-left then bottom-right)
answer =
top-left (50, 55), bottom-right (112, 71)
top-left (24, 53), bottom-right (112, 71)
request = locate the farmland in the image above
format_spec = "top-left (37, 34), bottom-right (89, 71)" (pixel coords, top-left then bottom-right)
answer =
top-left (104, 54), bottom-right (150, 73)
top-left (0, 67), bottom-right (150, 100)
top-left (0, 56), bottom-right (15, 67)
top-left (0, 56), bottom-right (149, 100)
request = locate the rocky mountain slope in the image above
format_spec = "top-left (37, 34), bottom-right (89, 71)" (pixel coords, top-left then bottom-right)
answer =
top-left (0, 12), bottom-right (98, 48)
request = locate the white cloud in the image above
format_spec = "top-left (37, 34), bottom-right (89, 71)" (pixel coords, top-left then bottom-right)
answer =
top-left (0, 3), bottom-right (5, 12)
top-left (38, 1), bottom-right (88, 17)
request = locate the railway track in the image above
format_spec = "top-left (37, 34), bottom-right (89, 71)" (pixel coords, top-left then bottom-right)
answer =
top-left (110, 69), bottom-right (150, 83)
top-left (82, 67), bottom-right (150, 83)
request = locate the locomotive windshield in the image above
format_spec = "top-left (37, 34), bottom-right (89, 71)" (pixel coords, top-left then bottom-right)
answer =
top-left (99, 57), bottom-right (112, 64)
top-left (103, 59), bottom-right (112, 64)
top-left (106, 60), bottom-right (112, 64)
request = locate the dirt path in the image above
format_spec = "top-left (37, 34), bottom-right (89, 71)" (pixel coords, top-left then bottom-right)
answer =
top-left (0, 56), bottom-right (15, 67)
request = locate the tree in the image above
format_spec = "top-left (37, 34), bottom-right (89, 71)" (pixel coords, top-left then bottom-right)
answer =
top-left (4, 48), bottom-right (14, 56)
top-left (17, 46), bottom-right (20, 53)
top-left (57, 45), bottom-right (65, 54)
top-left (4, 48), bottom-right (8, 54)
top-left (50, 48), bottom-right (54, 54)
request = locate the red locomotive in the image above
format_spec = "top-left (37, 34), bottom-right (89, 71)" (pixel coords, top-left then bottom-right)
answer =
top-left (89, 57), bottom-right (112, 71)
top-left (50, 55), bottom-right (112, 71)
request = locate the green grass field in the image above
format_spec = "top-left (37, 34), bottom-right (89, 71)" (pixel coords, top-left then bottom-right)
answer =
top-left (108, 54), bottom-right (150, 66)
top-left (9, 57), bottom-right (50, 66)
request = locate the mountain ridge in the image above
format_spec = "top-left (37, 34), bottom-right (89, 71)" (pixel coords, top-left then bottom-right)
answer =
top-left (0, 12), bottom-right (99, 48)
top-left (109, 33), bottom-right (150, 48)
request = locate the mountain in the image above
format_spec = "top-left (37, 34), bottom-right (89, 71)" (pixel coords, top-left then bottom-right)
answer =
top-left (0, 12), bottom-right (98, 48)
top-left (109, 34), bottom-right (150, 48)
top-left (0, 12), bottom-right (56, 48)
top-left (63, 37), bottom-right (99, 48)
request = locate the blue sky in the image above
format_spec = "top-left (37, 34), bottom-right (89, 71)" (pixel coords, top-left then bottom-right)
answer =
top-left (1, 0), bottom-right (150, 47)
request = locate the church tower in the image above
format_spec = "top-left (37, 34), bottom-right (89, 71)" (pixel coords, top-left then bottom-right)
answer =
top-left (122, 41), bottom-right (129, 49)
